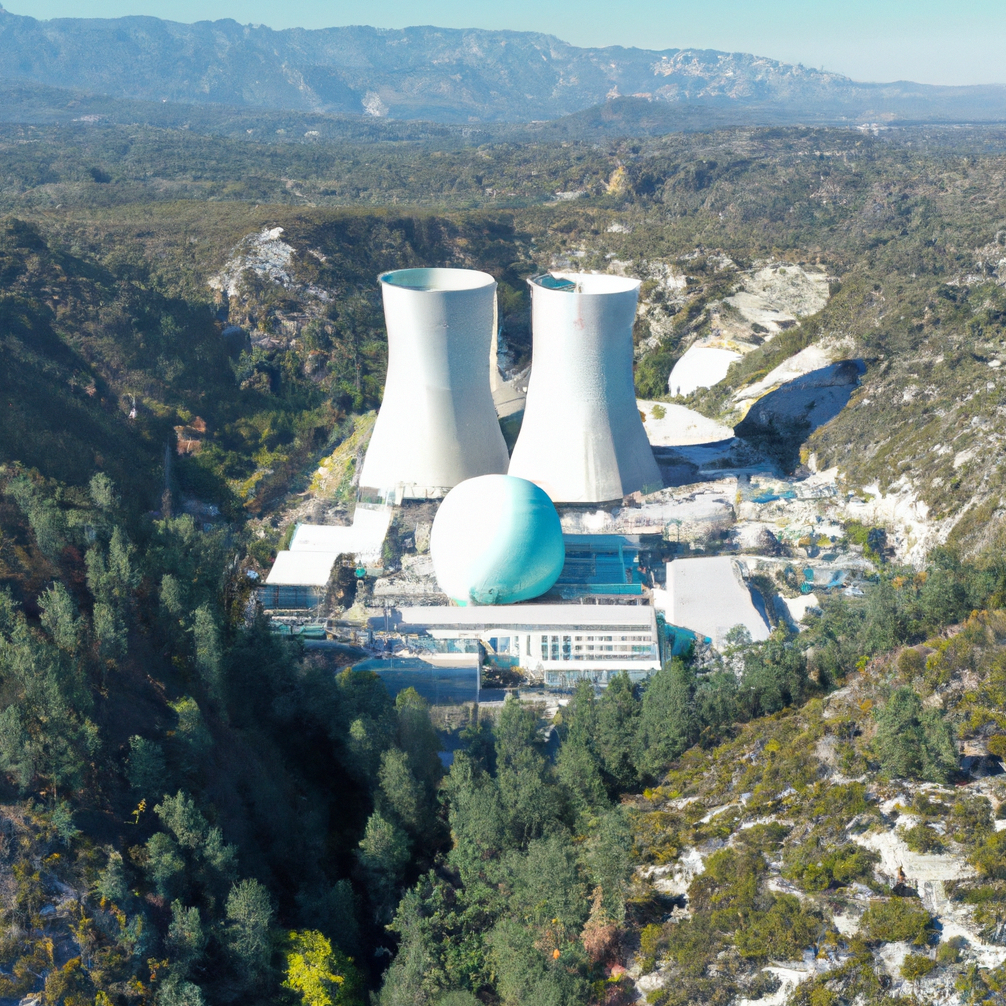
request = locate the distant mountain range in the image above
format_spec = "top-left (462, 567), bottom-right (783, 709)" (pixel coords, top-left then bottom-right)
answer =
top-left (0, 7), bottom-right (1004, 125)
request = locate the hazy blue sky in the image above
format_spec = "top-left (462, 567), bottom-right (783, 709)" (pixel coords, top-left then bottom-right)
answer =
top-left (5, 0), bottom-right (1005, 86)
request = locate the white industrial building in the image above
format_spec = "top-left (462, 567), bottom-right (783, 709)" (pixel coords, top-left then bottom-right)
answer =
top-left (358, 267), bottom-right (510, 500)
top-left (262, 505), bottom-right (392, 608)
top-left (508, 272), bottom-right (663, 503)
top-left (653, 555), bottom-right (771, 648)
top-left (381, 604), bottom-right (662, 685)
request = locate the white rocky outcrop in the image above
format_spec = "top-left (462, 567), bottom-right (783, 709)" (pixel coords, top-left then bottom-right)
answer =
top-left (209, 226), bottom-right (331, 304)
top-left (725, 264), bottom-right (830, 332)
top-left (732, 337), bottom-right (855, 418)
top-left (638, 399), bottom-right (734, 446)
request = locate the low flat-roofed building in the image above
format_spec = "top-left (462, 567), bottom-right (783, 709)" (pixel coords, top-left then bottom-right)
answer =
top-left (654, 555), bottom-right (771, 648)
top-left (288, 506), bottom-right (391, 558)
top-left (378, 604), bottom-right (661, 686)
top-left (261, 505), bottom-right (392, 609)
top-left (260, 551), bottom-right (335, 609)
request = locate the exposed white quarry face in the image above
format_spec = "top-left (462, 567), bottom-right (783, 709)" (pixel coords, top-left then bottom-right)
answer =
top-left (725, 263), bottom-right (830, 331)
top-left (732, 338), bottom-right (854, 416)
top-left (668, 345), bottom-right (743, 397)
top-left (638, 399), bottom-right (734, 445)
top-left (667, 260), bottom-right (832, 394)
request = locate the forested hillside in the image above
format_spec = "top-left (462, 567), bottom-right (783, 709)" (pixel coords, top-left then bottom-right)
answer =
top-left (3, 114), bottom-right (1006, 1005)
top-left (6, 120), bottom-right (1006, 550)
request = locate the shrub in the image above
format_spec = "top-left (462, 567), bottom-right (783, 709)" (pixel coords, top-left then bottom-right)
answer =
top-left (860, 899), bottom-right (934, 945)
top-left (936, 936), bottom-right (967, 965)
top-left (903, 823), bottom-right (945, 854)
top-left (901, 953), bottom-right (936, 981)
top-left (950, 794), bottom-right (994, 843)
top-left (734, 895), bottom-right (821, 960)
top-left (783, 840), bottom-right (877, 892)
top-left (664, 912), bottom-right (724, 977)
top-left (968, 830), bottom-right (1006, 879)
top-left (638, 923), bottom-right (663, 973)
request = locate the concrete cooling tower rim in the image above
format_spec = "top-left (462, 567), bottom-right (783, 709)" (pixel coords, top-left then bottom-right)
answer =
top-left (529, 272), bottom-right (641, 295)
top-left (380, 267), bottom-right (496, 292)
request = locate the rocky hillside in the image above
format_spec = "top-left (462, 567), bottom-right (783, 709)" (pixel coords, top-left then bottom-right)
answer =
top-left (0, 8), bottom-right (1004, 124)
top-left (627, 610), bottom-right (1006, 1006)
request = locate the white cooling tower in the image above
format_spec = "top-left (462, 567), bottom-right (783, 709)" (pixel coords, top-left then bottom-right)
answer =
top-left (358, 268), bottom-right (510, 500)
top-left (507, 273), bottom-right (662, 503)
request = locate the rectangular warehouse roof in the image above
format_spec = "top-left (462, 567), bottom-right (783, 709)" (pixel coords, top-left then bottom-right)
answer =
top-left (264, 505), bottom-right (392, 588)
top-left (265, 550), bottom-right (339, 587)
top-left (290, 506), bottom-right (391, 561)
top-left (655, 556), bottom-right (770, 648)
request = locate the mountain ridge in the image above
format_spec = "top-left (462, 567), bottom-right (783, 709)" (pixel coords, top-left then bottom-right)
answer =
top-left (0, 9), bottom-right (1004, 124)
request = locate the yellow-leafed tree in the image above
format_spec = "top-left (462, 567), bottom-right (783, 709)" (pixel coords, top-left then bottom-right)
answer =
top-left (282, 930), bottom-right (363, 1006)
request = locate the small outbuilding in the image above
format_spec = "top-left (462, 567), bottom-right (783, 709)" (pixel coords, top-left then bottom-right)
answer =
top-left (654, 556), bottom-right (771, 648)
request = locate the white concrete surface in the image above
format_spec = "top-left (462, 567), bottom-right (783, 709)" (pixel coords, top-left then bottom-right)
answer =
top-left (661, 556), bottom-right (771, 647)
top-left (508, 272), bottom-right (662, 502)
top-left (359, 268), bottom-right (510, 498)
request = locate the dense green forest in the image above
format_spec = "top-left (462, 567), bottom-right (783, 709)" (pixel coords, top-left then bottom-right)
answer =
top-left (3, 460), bottom-right (1006, 1005)
top-left (4, 113), bottom-right (1006, 1005)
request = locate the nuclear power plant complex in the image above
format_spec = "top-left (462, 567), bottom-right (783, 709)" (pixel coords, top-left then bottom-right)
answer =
top-left (264, 265), bottom-right (782, 690)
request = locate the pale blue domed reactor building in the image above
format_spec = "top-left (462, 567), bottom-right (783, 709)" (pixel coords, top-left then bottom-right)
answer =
top-left (430, 474), bottom-right (565, 606)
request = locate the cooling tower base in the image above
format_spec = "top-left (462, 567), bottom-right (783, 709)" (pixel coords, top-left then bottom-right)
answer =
top-left (359, 484), bottom-right (452, 505)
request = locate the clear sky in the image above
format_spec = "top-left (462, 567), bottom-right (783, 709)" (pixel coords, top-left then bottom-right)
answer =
top-left (5, 0), bottom-right (1005, 87)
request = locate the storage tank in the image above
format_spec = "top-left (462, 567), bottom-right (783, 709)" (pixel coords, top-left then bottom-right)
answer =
top-left (358, 268), bottom-right (510, 500)
top-left (430, 475), bottom-right (564, 606)
top-left (508, 272), bottom-right (662, 503)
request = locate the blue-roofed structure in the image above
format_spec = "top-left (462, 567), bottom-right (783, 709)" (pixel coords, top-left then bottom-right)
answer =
top-left (550, 534), bottom-right (652, 599)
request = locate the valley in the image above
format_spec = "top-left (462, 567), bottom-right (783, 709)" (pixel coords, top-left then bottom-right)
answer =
top-left (3, 75), bottom-right (1006, 1006)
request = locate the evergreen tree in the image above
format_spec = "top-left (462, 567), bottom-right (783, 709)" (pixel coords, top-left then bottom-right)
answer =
top-left (636, 658), bottom-right (699, 779)
top-left (595, 672), bottom-right (641, 792)
top-left (873, 686), bottom-right (957, 783)
top-left (224, 879), bottom-right (274, 977)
